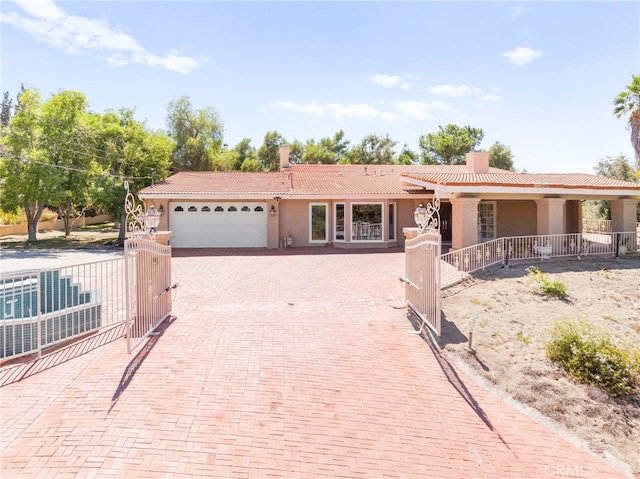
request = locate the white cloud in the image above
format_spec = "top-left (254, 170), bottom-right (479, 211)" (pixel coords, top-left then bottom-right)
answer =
top-left (500, 46), bottom-right (543, 65)
top-left (399, 82), bottom-right (413, 91)
top-left (1, 0), bottom-right (201, 74)
top-left (368, 74), bottom-right (402, 88)
top-left (478, 92), bottom-right (500, 103)
top-left (429, 100), bottom-right (453, 111)
top-left (426, 84), bottom-right (478, 97)
top-left (508, 5), bottom-right (527, 19)
top-left (270, 101), bottom-right (379, 121)
top-left (393, 101), bottom-right (433, 120)
top-left (379, 112), bottom-right (403, 122)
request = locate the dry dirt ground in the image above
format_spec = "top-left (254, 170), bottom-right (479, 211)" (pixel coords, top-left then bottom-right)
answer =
top-left (438, 255), bottom-right (640, 477)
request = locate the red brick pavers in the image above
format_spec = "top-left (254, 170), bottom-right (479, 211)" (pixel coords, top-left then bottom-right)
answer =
top-left (0, 248), bottom-right (627, 478)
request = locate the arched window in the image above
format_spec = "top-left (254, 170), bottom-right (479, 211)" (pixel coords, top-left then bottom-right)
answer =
top-left (201, 206), bottom-right (211, 212)
top-left (254, 206), bottom-right (264, 212)
top-left (228, 206), bottom-right (237, 212)
top-left (241, 206), bottom-right (250, 212)
top-left (214, 206), bottom-right (223, 212)
top-left (188, 206), bottom-right (197, 212)
top-left (174, 206), bottom-right (184, 212)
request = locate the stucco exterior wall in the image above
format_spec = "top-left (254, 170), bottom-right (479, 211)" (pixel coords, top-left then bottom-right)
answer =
top-left (278, 200), bottom-right (315, 247)
top-left (496, 200), bottom-right (537, 237)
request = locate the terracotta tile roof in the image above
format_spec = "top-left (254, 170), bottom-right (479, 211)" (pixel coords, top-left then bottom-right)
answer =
top-left (138, 171), bottom-right (292, 195)
top-left (138, 165), bottom-right (640, 197)
top-left (400, 171), bottom-right (640, 190)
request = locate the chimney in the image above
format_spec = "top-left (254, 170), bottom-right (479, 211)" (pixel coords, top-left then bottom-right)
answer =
top-left (465, 151), bottom-right (489, 174)
top-left (279, 146), bottom-right (290, 170)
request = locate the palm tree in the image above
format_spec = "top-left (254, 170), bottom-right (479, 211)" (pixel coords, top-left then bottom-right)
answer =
top-left (614, 74), bottom-right (640, 169)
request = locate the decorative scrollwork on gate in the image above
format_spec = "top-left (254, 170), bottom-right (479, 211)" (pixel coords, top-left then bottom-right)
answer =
top-left (124, 181), bottom-right (156, 240)
top-left (418, 191), bottom-right (441, 235)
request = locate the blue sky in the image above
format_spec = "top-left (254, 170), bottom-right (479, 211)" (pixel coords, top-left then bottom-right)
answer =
top-left (1, 0), bottom-right (638, 173)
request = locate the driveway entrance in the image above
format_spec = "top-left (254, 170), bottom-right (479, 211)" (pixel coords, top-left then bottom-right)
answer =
top-left (0, 249), bottom-right (626, 478)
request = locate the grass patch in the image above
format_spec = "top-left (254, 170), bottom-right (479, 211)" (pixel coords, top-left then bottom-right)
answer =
top-left (526, 266), bottom-right (567, 299)
top-left (79, 222), bottom-right (117, 231)
top-left (470, 298), bottom-right (493, 309)
top-left (516, 331), bottom-right (530, 345)
top-left (546, 318), bottom-right (640, 398)
top-left (0, 233), bottom-right (119, 250)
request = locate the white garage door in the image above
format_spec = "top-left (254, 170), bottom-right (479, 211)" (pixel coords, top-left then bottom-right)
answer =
top-left (169, 202), bottom-right (268, 248)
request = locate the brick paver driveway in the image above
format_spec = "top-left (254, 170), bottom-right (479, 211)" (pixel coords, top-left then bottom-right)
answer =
top-left (0, 249), bottom-right (626, 478)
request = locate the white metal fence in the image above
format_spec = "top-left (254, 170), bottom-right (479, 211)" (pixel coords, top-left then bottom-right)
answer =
top-left (403, 232), bottom-right (441, 336)
top-left (1, 258), bottom-right (127, 361)
top-left (352, 222), bottom-right (383, 240)
top-left (582, 219), bottom-right (612, 233)
top-left (125, 238), bottom-right (173, 354)
top-left (440, 231), bottom-right (639, 288)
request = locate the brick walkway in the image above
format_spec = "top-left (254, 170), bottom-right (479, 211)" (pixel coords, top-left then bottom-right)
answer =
top-left (0, 249), bottom-right (627, 478)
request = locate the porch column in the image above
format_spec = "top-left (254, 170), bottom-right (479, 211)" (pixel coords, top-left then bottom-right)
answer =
top-left (535, 198), bottom-right (566, 235)
top-left (450, 197), bottom-right (481, 250)
top-left (610, 199), bottom-right (639, 232)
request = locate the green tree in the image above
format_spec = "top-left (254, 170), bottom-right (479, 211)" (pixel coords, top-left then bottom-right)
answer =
top-left (590, 154), bottom-right (639, 220)
top-left (257, 131), bottom-right (287, 171)
top-left (232, 138), bottom-right (257, 170)
top-left (345, 133), bottom-right (396, 165)
top-left (1, 91), bottom-right (12, 128)
top-left (419, 124), bottom-right (484, 165)
top-left (613, 74), bottom-right (640, 169)
top-left (0, 89), bottom-right (97, 240)
top-left (214, 149), bottom-right (239, 171)
top-left (93, 108), bottom-right (174, 243)
top-left (488, 141), bottom-right (515, 171)
top-left (396, 144), bottom-right (420, 165)
top-left (303, 139), bottom-right (334, 164)
top-left (240, 158), bottom-right (263, 172)
top-left (41, 90), bottom-right (99, 236)
top-left (288, 139), bottom-right (305, 164)
top-left (166, 96), bottom-right (224, 171)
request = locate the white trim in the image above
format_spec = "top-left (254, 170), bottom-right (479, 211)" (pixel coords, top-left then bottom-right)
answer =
top-left (478, 201), bottom-right (497, 242)
top-left (309, 203), bottom-right (329, 243)
top-left (351, 202), bottom-right (385, 243)
top-left (388, 202), bottom-right (396, 241)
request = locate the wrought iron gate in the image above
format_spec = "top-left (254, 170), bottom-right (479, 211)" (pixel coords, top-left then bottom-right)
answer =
top-left (124, 237), bottom-right (173, 354)
top-left (404, 231), bottom-right (442, 336)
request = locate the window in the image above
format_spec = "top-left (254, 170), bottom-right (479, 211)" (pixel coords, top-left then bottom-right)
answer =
top-left (334, 203), bottom-right (345, 241)
top-left (254, 206), bottom-right (264, 212)
top-left (351, 203), bottom-right (383, 241)
top-left (201, 206), bottom-right (210, 212)
top-left (241, 206), bottom-right (250, 212)
top-left (174, 206), bottom-right (183, 212)
top-left (388, 202), bottom-right (396, 241)
top-left (478, 201), bottom-right (496, 242)
top-left (228, 206), bottom-right (237, 212)
top-left (214, 206), bottom-right (223, 212)
top-left (188, 206), bottom-right (197, 212)
top-left (309, 203), bottom-right (328, 242)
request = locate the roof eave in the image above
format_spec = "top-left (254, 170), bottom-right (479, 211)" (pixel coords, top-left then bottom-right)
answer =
top-left (401, 178), bottom-right (640, 198)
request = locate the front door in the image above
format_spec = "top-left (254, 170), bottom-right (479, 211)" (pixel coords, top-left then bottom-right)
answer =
top-left (440, 202), bottom-right (452, 243)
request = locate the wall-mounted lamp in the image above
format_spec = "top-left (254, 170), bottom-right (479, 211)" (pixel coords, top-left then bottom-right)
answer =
top-left (273, 196), bottom-right (282, 203)
top-left (270, 204), bottom-right (277, 217)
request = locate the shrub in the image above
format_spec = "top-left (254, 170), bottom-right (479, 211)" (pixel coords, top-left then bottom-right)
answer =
top-left (0, 208), bottom-right (57, 225)
top-left (526, 266), bottom-right (567, 299)
top-left (546, 318), bottom-right (640, 397)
